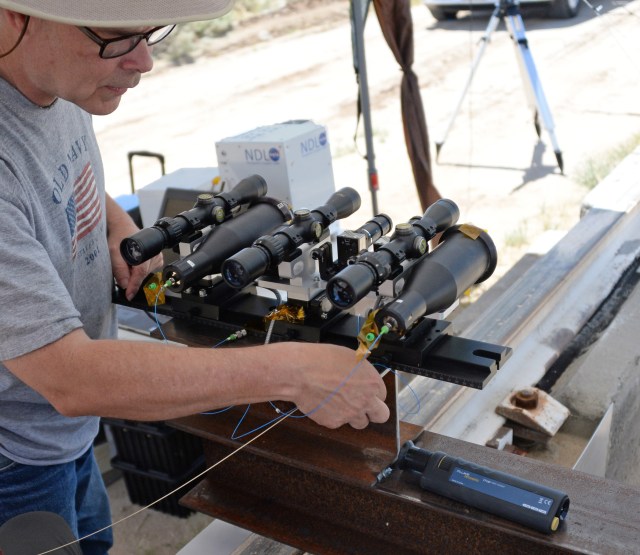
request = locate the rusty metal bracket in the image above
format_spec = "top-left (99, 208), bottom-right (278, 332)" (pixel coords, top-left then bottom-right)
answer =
top-left (496, 387), bottom-right (570, 437)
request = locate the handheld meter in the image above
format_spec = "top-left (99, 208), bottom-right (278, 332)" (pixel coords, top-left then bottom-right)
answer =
top-left (396, 441), bottom-right (570, 534)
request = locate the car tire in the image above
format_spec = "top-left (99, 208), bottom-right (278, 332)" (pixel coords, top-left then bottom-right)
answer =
top-left (427, 5), bottom-right (457, 21)
top-left (548, 0), bottom-right (582, 18)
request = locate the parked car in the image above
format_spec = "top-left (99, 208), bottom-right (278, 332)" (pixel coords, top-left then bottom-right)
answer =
top-left (424, 0), bottom-right (582, 21)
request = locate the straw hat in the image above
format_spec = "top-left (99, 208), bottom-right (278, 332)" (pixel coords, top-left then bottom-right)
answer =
top-left (0, 0), bottom-right (235, 27)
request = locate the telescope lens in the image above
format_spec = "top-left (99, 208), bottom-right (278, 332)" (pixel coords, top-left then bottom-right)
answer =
top-left (327, 187), bottom-right (361, 220)
top-left (375, 225), bottom-right (497, 333)
top-left (233, 174), bottom-right (268, 202)
top-left (327, 278), bottom-right (355, 308)
top-left (121, 239), bottom-right (144, 265)
top-left (222, 259), bottom-right (252, 289)
top-left (222, 247), bottom-right (270, 289)
top-left (120, 227), bottom-right (166, 266)
top-left (326, 263), bottom-right (376, 309)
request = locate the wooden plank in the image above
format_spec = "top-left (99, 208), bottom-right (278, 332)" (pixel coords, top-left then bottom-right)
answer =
top-left (232, 534), bottom-right (304, 555)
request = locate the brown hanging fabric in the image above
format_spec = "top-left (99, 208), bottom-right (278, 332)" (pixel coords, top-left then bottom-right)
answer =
top-left (372, 0), bottom-right (441, 210)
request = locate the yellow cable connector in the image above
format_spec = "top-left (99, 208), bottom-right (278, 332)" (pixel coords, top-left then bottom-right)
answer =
top-left (264, 304), bottom-right (305, 325)
top-left (356, 310), bottom-right (383, 360)
top-left (143, 272), bottom-right (167, 307)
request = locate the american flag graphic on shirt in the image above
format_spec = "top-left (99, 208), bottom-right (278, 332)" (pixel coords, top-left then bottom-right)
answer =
top-left (68, 163), bottom-right (102, 258)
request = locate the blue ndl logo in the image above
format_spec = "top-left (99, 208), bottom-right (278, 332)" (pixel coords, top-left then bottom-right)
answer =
top-left (244, 147), bottom-right (280, 163)
top-left (300, 131), bottom-right (328, 157)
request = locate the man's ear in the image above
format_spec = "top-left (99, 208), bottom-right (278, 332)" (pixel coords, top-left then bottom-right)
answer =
top-left (3, 9), bottom-right (29, 32)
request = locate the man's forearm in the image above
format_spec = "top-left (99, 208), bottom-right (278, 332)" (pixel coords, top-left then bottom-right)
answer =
top-left (7, 329), bottom-right (297, 421)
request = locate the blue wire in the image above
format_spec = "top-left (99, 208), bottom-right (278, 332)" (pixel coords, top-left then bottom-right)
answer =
top-left (153, 289), bottom-right (168, 342)
top-left (200, 405), bottom-right (235, 416)
top-left (230, 332), bottom-right (387, 436)
top-left (289, 357), bottom-right (368, 420)
top-left (203, 330), bottom-right (412, 440)
top-left (212, 338), bottom-right (230, 348)
top-left (231, 405), bottom-right (297, 440)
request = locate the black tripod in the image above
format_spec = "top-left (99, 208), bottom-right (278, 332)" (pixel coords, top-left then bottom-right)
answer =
top-left (435, 0), bottom-right (564, 173)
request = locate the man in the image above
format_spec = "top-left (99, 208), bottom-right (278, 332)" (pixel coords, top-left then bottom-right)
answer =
top-left (0, 1), bottom-right (389, 552)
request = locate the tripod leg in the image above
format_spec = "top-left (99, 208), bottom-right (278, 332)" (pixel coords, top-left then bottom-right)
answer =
top-left (505, 13), bottom-right (563, 173)
top-left (435, 10), bottom-right (502, 161)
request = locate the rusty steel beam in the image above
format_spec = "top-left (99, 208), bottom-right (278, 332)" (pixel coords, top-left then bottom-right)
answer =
top-left (164, 308), bottom-right (640, 554)
top-left (173, 409), bottom-right (640, 554)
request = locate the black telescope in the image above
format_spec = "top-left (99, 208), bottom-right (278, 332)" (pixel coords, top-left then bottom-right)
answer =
top-left (336, 213), bottom-right (393, 262)
top-left (326, 198), bottom-right (460, 309)
top-left (374, 224), bottom-right (497, 334)
top-left (222, 187), bottom-right (361, 289)
top-left (163, 199), bottom-right (292, 292)
top-left (396, 441), bottom-right (570, 534)
top-left (120, 174), bottom-right (268, 266)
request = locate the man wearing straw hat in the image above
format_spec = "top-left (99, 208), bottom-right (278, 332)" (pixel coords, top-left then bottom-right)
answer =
top-left (0, 1), bottom-right (389, 552)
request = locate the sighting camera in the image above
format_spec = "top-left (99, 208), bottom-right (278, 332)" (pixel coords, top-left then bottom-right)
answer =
top-left (326, 198), bottom-right (459, 310)
top-left (120, 174), bottom-right (269, 267)
top-left (116, 176), bottom-right (511, 389)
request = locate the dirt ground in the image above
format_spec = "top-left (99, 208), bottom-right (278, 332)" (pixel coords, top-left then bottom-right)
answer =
top-left (98, 1), bottom-right (640, 552)
top-left (96, 0), bottom-right (640, 292)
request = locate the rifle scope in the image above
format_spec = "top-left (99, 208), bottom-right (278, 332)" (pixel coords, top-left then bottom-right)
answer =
top-left (326, 198), bottom-right (460, 309)
top-left (375, 225), bottom-right (497, 334)
top-left (222, 187), bottom-right (361, 290)
top-left (336, 213), bottom-right (393, 262)
top-left (163, 198), bottom-right (292, 292)
top-left (120, 174), bottom-right (268, 266)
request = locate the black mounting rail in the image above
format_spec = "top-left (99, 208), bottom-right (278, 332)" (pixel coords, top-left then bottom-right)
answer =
top-left (114, 280), bottom-right (511, 390)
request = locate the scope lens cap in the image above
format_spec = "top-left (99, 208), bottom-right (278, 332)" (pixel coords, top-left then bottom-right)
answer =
top-left (121, 239), bottom-right (144, 265)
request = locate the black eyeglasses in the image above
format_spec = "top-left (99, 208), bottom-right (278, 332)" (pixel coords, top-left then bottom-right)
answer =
top-left (77, 25), bottom-right (176, 59)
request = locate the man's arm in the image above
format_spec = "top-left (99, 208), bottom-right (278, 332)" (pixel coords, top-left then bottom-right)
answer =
top-left (5, 194), bottom-right (389, 430)
top-left (4, 329), bottom-right (389, 430)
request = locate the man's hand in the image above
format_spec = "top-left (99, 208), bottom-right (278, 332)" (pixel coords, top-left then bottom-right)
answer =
top-left (105, 195), bottom-right (163, 300)
top-left (283, 343), bottom-right (390, 430)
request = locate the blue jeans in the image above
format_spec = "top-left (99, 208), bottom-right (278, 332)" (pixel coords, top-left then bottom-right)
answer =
top-left (0, 446), bottom-right (113, 555)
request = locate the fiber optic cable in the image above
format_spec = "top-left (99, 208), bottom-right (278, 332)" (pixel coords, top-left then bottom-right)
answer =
top-left (36, 410), bottom-right (293, 555)
top-left (232, 328), bottom-right (390, 439)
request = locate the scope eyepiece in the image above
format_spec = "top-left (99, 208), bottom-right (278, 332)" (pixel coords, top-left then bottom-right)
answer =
top-left (326, 252), bottom-right (386, 309)
top-left (326, 264), bottom-right (377, 309)
top-left (120, 216), bottom-right (190, 266)
top-left (221, 234), bottom-right (284, 289)
top-left (119, 175), bottom-right (269, 267)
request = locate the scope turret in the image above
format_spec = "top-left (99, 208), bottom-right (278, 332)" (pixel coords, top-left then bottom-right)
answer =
top-left (326, 198), bottom-right (460, 309)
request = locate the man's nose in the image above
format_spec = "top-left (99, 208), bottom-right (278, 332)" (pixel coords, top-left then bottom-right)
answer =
top-left (120, 39), bottom-right (154, 73)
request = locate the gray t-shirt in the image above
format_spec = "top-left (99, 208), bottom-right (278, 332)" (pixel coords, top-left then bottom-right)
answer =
top-left (0, 78), bottom-right (117, 465)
